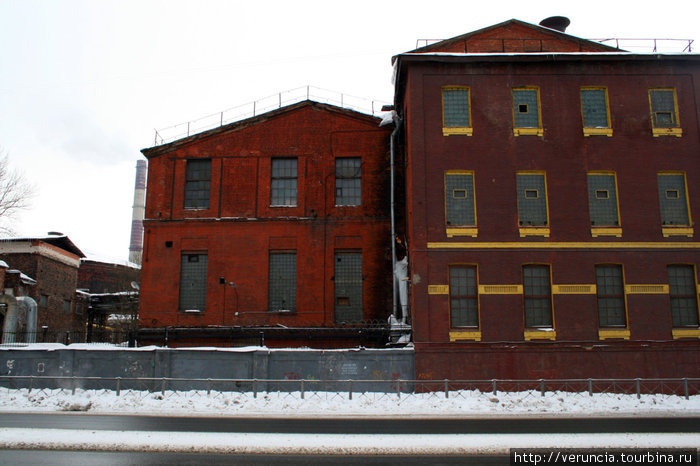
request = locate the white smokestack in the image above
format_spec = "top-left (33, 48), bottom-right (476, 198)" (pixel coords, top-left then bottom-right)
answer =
top-left (129, 159), bottom-right (147, 265)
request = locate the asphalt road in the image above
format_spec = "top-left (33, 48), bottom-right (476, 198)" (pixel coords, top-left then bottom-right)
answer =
top-left (1, 412), bottom-right (698, 434)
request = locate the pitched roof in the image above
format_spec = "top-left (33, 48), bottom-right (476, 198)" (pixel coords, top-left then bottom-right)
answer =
top-left (142, 100), bottom-right (384, 159)
top-left (0, 234), bottom-right (85, 258)
top-left (397, 18), bottom-right (618, 59)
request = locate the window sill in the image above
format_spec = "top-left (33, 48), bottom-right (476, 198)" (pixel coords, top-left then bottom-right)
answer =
top-left (270, 205), bottom-right (298, 208)
top-left (652, 127), bottom-right (682, 137)
top-left (519, 227), bottom-right (550, 238)
top-left (446, 227), bottom-right (477, 238)
top-left (598, 328), bottom-right (630, 340)
top-left (513, 128), bottom-right (543, 137)
top-left (662, 226), bottom-right (693, 238)
top-left (449, 330), bottom-right (481, 342)
top-left (270, 309), bottom-right (296, 315)
top-left (443, 127), bottom-right (473, 136)
top-left (591, 227), bottom-right (622, 238)
top-left (182, 309), bottom-right (203, 314)
top-left (583, 127), bottom-right (613, 137)
top-left (524, 329), bottom-right (556, 341)
top-left (672, 328), bottom-right (700, 339)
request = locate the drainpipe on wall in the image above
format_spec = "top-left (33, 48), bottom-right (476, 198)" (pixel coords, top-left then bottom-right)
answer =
top-left (381, 110), bottom-right (402, 320)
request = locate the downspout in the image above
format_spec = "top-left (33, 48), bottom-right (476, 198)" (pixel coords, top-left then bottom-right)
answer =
top-left (384, 111), bottom-right (402, 319)
top-left (17, 297), bottom-right (38, 343)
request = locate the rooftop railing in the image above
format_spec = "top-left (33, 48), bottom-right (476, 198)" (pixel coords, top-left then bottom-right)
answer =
top-left (414, 38), bottom-right (694, 53)
top-left (152, 86), bottom-right (391, 147)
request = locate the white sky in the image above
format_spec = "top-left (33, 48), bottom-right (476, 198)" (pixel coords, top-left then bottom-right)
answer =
top-left (1, 0), bottom-right (697, 261)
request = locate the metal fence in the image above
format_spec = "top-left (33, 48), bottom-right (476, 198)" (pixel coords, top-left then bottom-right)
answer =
top-left (1, 376), bottom-right (697, 400)
top-left (1, 330), bottom-right (135, 346)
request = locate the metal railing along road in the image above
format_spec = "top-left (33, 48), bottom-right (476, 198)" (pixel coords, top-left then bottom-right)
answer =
top-left (1, 376), bottom-right (697, 401)
top-left (152, 86), bottom-right (392, 146)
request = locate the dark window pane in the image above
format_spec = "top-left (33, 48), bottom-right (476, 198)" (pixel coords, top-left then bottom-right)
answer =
top-left (179, 253), bottom-right (207, 311)
top-left (449, 266), bottom-right (478, 327)
top-left (668, 265), bottom-right (699, 326)
top-left (443, 88), bottom-right (470, 128)
top-left (581, 89), bottom-right (609, 128)
top-left (650, 90), bottom-right (678, 127)
top-left (523, 265), bottom-right (552, 327)
top-left (269, 252), bottom-right (296, 311)
top-left (517, 174), bottom-right (548, 226)
top-left (588, 174), bottom-right (619, 226)
top-left (513, 89), bottom-right (540, 128)
top-left (184, 160), bottom-right (211, 209)
top-left (658, 174), bottom-right (689, 226)
top-left (271, 158), bottom-right (298, 206)
top-left (445, 173), bottom-right (475, 226)
top-left (335, 158), bottom-right (361, 206)
top-left (596, 265), bottom-right (626, 326)
top-left (334, 252), bottom-right (363, 323)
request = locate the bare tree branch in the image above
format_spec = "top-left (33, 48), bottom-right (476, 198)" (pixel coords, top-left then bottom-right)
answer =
top-left (0, 149), bottom-right (35, 235)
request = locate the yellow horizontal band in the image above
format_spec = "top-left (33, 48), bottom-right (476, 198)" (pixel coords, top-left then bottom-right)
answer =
top-left (672, 328), bottom-right (700, 339)
top-left (479, 284), bottom-right (523, 294)
top-left (428, 285), bottom-right (449, 295)
top-left (427, 242), bottom-right (700, 249)
top-left (625, 284), bottom-right (669, 294)
top-left (443, 127), bottom-right (473, 136)
top-left (553, 284), bottom-right (596, 294)
top-left (449, 330), bottom-right (481, 342)
top-left (583, 127), bottom-right (613, 137)
top-left (524, 329), bottom-right (556, 341)
top-left (599, 329), bottom-right (630, 340)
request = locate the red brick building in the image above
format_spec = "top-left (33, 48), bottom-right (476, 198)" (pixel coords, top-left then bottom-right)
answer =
top-left (392, 19), bottom-right (700, 379)
top-left (138, 101), bottom-right (393, 347)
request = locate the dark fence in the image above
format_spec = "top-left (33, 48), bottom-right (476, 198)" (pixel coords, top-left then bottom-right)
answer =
top-left (1, 330), bottom-right (135, 346)
top-left (0, 376), bottom-right (698, 398)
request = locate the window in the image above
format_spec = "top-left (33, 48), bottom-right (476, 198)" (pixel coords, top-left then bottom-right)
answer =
top-left (523, 265), bottom-right (552, 328)
top-left (580, 87), bottom-right (612, 136)
top-left (442, 86), bottom-right (472, 135)
top-left (587, 173), bottom-right (620, 229)
top-left (596, 265), bottom-right (626, 327)
top-left (512, 87), bottom-right (542, 136)
top-left (271, 158), bottom-right (298, 206)
top-left (449, 266), bottom-right (478, 327)
top-left (334, 252), bottom-right (362, 323)
top-left (658, 173), bottom-right (691, 226)
top-left (335, 158), bottom-right (361, 206)
top-left (668, 265), bottom-right (699, 327)
top-left (445, 171), bottom-right (476, 227)
top-left (517, 172), bottom-right (548, 230)
top-left (649, 88), bottom-right (681, 136)
top-left (184, 159), bottom-right (211, 209)
top-left (40, 295), bottom-right (48, 307)
top-left (269, 252), bottom-right (296, 312)
top-left (179, 253), bottom-right (208, 312)
top-left (63, 300), bottom-right (71, 313)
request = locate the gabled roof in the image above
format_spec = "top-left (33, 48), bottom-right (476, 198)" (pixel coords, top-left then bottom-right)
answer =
top-left (396, 18), bottom-right (618, 59)
top-left (142, 100), bottom-right (385, 159)
top-left (0, 234), bottom-right (85, 258)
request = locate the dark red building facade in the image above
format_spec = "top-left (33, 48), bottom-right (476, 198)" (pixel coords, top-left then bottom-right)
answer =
top-left (393, 20), bottom-right (700, 379)
top-left (139, 101), bottom-right (393, 347)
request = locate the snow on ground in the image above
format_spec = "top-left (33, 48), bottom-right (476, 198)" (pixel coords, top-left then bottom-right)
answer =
top-left (1, 386), bottom-right (698, 417)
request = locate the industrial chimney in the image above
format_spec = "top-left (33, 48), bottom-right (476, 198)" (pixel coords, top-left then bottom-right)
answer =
top-left (539, 16), bottom-right (571, 33)
top-left (128, 160), bottom-right (147, 265)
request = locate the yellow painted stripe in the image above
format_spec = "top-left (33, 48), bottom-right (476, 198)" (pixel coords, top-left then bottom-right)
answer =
top-left (428, 285), bottom-right (449, 295)
top-left (625, 284), bottom-right (669, 294)
top-left (553, 284), bottom-right (596, 294)
top-left (427, 242), bottom-right (700, 249)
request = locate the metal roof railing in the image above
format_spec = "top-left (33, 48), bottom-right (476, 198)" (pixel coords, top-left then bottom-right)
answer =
top-left (415, 37), bottom-right (694, 53)
top-left (152, 85), bottom-right (391, 147)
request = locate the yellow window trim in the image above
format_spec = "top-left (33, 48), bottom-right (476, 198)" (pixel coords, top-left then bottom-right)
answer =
top-left (443, 127), bottom-right (473, 136)
top-left (583, 128), bottom-right (613, 137)
top-left (662, 227), bottom-right (694, 238)
top-left (524, 329), bottom-right (556, 341)
top-left (599, 328), bottom-right (630, 340)
top-left (428, 285), bottom-right (449, 295)
top-left (519, 227), bottom-right (550, 238)
top-left (479, 284), bottom-right (523, 294)
top-left (446, 227), bottom-right (478, 238)
top-left (552, 284), bottom-right (597, 294)
top-left (591, 227), bottom-right (622, 238)
top-left (652, 127), bottom-right (682, 137)
top-left (449, 330), bottom-right (481, 342)
top-left (625, 284), bottom-right (669, 294)
top-left (672, 328), bottom-right (700, 339)
top-left (513, 128), bottom-right (544, 137)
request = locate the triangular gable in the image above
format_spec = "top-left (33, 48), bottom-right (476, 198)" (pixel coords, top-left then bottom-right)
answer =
top-left (409, 19), bottom-right (618, 54)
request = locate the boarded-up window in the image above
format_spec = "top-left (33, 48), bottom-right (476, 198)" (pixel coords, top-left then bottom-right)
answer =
top-left (442, 87), bottom-right (471, 128)
top-left (334, 252), bottom-right (362, 323)
top-left (581, 88), bottom-right (610, 128)
top-left (668, 265), bottom-right (699, 327)
top-left (184, 159), bottom-right (211, 209)
top-left (450, 266), bottom-right (478, 327)
top-left (445, 172), bottom-right (476, 226)
top-left (179, 253), bottom-right (207, 312)
top-left (658, 173), bottom-right (690, 226)
top-left (271, 158), bottom-right (298, 206)
top-left (269, 252), bottom-right (296, 311)
top-left (588, 173), bottom-right (619, 226)
top-left (513, 88), bottom-right (541, 128)
top-left (517, 173), bottom-right (548, 226)
top-left (335, 158), bottom-right (361, 206)
top-left (523, 265), bottom-right (552, 328)
top-left (596, 265), bottom-right (626, 327)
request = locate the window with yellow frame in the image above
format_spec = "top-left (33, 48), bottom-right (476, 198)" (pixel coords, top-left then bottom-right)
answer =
top-left (658, 172), bottom-right (693, 237)
top-left (580, 87), bottom-right (612, 137)
top-left (649, 88), bottom-right (682, 137)
top-left (445, 170), bottom-right (477, 237)
top-left (512, 87), bottom-right (543, 136)
top-left (442, 86), bottom-right (472, 136)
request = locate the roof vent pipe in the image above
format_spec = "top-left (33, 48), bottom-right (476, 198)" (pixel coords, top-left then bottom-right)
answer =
top-left (539, 16), bottom-right (571, 33)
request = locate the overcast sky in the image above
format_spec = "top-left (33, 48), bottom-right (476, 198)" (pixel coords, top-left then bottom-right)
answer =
top-left (0, 0), bottom-right (697, 263)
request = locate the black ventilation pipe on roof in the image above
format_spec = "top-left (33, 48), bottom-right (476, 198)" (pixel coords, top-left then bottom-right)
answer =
top-left (539, 16), bottom-right (571, 33)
